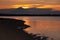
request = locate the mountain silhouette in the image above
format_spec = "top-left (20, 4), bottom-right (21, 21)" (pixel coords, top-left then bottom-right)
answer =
top-left (0, 7), bottom-right (60, 16)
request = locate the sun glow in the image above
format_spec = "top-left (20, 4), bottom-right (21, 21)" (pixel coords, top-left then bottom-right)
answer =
top-left (12, 5), bottom-right (22, 8)
top-left (12, 4), bottom-right (51, 9)
top-left (12, 4), bottom-right (60, 10)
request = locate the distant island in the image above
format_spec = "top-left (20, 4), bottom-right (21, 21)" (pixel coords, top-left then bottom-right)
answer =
top-left (0, 7), bottom-right (60, 16)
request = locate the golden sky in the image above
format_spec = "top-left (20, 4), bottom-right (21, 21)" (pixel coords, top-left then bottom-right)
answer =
top-left (0, 4), bottom-right (60, 10)
top-left (0, 0), bottom-right (60, 5)
top-left (0, 0), bottom-right (60, 10)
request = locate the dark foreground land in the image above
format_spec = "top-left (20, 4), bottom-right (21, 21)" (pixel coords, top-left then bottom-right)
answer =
top-left (0, 18), bottom-right (49, 40)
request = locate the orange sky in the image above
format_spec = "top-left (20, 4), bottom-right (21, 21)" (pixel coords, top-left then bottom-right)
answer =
top-left (0, 0), bottom-right (60, 5)
top-left (0, 4), bottom-right (60, 11)
top-left (0, 0), bottom-right (60, 11)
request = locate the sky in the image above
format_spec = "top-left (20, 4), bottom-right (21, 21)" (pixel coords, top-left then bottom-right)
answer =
top-left (0, 0), bottom-right (60, 9)
top-left (0, 0), bottom-right (60, 5)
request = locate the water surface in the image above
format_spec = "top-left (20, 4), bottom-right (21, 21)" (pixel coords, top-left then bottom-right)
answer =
top-left (0, 16), bottom-right (60, 40)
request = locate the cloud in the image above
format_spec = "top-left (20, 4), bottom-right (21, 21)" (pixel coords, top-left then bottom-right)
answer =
top-left (0, 0), bottom-right (60, 5)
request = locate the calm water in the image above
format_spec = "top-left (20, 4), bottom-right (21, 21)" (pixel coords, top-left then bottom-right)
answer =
top-left (0, 16), bottom-right (60, 40)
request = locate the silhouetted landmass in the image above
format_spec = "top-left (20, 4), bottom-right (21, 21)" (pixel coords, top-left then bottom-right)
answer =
top-left (0, 7), bottom-right (60, 16)
top-left (0, 18), bottom-right (49, 40)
